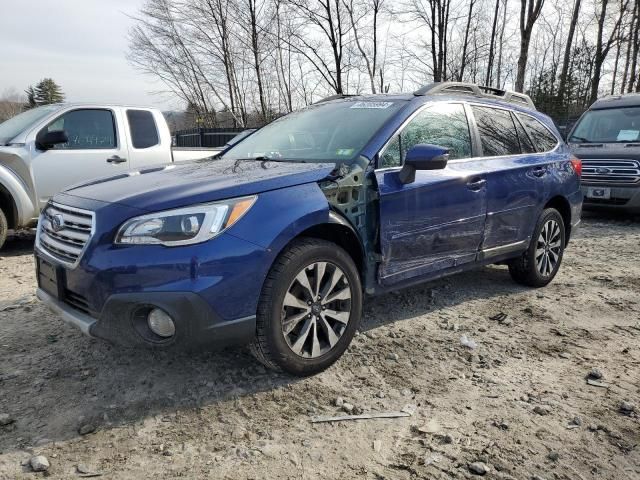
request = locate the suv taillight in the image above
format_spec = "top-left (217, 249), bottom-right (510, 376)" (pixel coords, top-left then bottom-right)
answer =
top-left (570, 156), bottom-right (582, 176)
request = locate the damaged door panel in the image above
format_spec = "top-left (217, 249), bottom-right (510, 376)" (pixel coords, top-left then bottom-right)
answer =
top-left (375, 163), bottom-right (487, 286)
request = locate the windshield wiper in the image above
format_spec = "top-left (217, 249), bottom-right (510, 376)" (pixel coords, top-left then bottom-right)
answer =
top-left (230, 156), bottom-right (303, 172)
top-left (569, 136), bottom-right (591, 143)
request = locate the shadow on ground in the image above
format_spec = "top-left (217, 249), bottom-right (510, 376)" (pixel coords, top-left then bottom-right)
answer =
top-left (1, 230), bottom-right (36, 258)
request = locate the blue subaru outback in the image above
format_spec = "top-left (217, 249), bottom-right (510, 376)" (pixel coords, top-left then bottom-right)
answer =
top-left (35, 82), bottom-right (582, 376)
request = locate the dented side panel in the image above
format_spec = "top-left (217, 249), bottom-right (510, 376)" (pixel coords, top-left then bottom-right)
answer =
top-left (375, 161), bottom-right (488, 286)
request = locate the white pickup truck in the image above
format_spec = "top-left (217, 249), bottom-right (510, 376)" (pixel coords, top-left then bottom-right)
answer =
top-left (0, 104), bottom-right (220, 249)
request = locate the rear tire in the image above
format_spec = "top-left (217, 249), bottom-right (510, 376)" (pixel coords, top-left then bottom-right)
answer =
top-left (508, 208), bottom-right (565, 288)
top-left (0, 208), bottom-right (7, 251)
top-left (250, 238), bottom-right (362, 376)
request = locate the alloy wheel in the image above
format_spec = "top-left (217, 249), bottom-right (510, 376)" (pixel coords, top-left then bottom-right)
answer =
top-left (281, 261), bottom-right (352, 358)
top-left (535, 219), bottom-right (562, 277)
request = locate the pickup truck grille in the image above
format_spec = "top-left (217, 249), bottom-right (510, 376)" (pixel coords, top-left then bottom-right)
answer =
top-left (37, 203), bottom-right (95, 267)
top-left (581, 159), bottom-right (640, 185)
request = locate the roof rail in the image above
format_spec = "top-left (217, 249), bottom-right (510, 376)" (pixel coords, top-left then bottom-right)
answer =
top-left (314, 94), bottom-right (358, 104)
top-left (414, 82), bottom-right (536, 110)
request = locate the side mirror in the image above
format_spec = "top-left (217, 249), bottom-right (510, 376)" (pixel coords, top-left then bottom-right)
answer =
top-left (398, 144), bottom-right (449, 184)
top-left (36, 130), bottom-right (68, 150)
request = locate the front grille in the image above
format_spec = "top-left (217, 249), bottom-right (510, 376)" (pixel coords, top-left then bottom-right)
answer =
top-left (37, 202), bottom-right (95, 267)
top-left (581, 159), bottom-right (640, 185)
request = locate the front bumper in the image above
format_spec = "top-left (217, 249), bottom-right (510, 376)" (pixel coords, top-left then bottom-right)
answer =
top-left (581, 184), bottom-right (640, 213)
top-left (37, 287), bottom-right (256, 349)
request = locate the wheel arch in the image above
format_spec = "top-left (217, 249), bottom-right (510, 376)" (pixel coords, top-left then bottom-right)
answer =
top-left (0, 182), bottom-right (18, 229)
top-left (264, 209), bottom-right (366, 283)
top-left (544, 195), bottom-right (572, 244)
top-left (298, 210), bottom-right (365, 274)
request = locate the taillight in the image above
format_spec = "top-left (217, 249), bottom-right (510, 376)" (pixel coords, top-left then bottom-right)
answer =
top-left (570, 155), bottom-right (582, 176)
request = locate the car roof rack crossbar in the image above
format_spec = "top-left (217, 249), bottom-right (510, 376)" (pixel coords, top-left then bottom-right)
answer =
top-left (414, 82), bottom-right (536, 110)
top-left (314, 94), bottom-right (358, 104)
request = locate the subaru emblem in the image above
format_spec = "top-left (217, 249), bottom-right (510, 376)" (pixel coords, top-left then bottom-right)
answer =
top-left (51, 214), bottom-right (65, 232)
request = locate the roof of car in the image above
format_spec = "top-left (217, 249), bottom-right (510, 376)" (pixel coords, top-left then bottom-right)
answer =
top-left (47, 102), bottom-right (161, 110)
top-left (317, 82), bottom-right (538, 114)
top-left (590, 93), bottom-right (640, 110)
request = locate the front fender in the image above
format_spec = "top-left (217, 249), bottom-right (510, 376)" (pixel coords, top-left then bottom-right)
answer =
top-left (0, 163), bottom-right (36, 227)
top-left (228, 182), bottom-right (331, 257)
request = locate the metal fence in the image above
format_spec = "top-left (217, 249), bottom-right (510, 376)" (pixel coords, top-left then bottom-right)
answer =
top-left (174, 128), bottom-right (245, 148)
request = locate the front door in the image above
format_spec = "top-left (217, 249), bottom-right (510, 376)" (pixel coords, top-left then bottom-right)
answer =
top-left (31, 108), bottom-right (130, 208)
top-left (375, 102), bottom-right (487, 287)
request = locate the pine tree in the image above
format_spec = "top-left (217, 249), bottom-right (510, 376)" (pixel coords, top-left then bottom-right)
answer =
top-left (25, 79), bottom-right (65, 107)
top-left (25, 86), bottom-right (37, 108)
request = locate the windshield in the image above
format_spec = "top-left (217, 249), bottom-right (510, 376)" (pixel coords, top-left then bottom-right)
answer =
top-left (569, 107), bottom-right (640, 143)
top-left (221, 100), bottom-right (406, 162)
top-left (0, 105), bottom-right (61, 145)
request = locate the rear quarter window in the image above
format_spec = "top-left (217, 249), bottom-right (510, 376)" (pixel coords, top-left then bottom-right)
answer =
top-left (516, 113), bottom-right (558, 153)
top-left (472, 106), bottom-right (521, 157)
top-left (127, 110), bottom-right (159, 149)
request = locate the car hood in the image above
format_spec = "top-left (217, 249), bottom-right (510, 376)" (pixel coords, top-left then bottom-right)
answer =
top-left (570, 142), bottom-right (640, 159)
top-left (62, 158), bottom-right (336, 212)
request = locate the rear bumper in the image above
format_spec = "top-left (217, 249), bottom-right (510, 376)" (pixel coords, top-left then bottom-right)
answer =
top-left (36, 287), bottom-right (256, 349)
top-left (581, 184), bottom-right (640, 213)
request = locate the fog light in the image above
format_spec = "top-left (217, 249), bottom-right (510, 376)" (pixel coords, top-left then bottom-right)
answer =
top-left (147, 308), bottom-right (175, 338)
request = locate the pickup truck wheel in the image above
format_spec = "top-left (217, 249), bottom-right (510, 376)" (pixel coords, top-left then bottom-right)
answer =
top-left (508, 208), bottom-right (565, 288)
top-left (0, 208), bottom-right (7, 250)
top-left (251, 238), bottom-right (362, 376)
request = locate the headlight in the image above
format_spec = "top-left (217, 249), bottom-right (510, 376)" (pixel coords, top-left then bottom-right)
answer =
top-left (115, 195), bottom-right (256, 246)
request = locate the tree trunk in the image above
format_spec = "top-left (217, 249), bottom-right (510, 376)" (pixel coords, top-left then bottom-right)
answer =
top-left (515, 0), bottom-right (545, 93)
top-left (459, 0), bottom-right (475, 81)
top-left (485, 0), bottom-right (500, 86)
top-left (558, 0), bottom-right (582, 102)
top-left (628, 0), bottom-right (640, 92)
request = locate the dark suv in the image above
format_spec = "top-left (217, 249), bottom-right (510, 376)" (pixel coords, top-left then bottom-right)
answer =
top-left (569, 94), bottom-right (640, 212)
top-left (35, 82), bottom-right (583, 376)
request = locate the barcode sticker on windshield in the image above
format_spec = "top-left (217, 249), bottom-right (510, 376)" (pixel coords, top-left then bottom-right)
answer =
top-left (617, 130), bottom-right (639, 141)
top-left (350, 102), bottom-right (394, 109)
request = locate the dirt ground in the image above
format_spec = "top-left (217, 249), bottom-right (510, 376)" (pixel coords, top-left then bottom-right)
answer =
top-left (0, 212), bottom-right (639, 480)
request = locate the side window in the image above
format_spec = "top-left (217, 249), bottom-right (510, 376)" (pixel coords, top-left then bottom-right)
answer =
top-left (380, 135), bottom-right (401, 168)
top-left (378, 103), bottom-right (472, 167)
top-left (45, 109), bottom-right (116, 150)
top-left (513, 113), bottom-right (536, 153)
top-left (472, 106), bottom-right (521, 157)
top-left (401, 103), bottom-right (472, 160)
top-left (127, 110), bottom-right (159, 149)
top-left (516, 113), bottom-right (559, 153)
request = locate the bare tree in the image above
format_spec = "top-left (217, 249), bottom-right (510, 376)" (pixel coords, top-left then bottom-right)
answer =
top-left (344, 0), bottom-right (386, 93)
top-left (557, 0), bottom-right (582, 101)
top-left (515, 0), bottom-right (545, 92)
top-left (459, 0), bottom-right (477, 82)
top-left (626, 0), bottom-right (640, 92)
top-left (286, 0), bottom-right (351, 94)
top-left (403, 0), bottom-right (452, 82)
top-left (589, 0), bottom-right (628, 103)
top-left (0, 88), bottom-right (25, 122)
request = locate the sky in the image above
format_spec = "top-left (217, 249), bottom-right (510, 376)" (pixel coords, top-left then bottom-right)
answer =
top-left (0, 0), bottom-right (180, 110)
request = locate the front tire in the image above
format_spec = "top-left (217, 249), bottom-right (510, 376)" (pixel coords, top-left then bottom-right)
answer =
top-left (0, 208), bottom-right (7, 251)
top-left (251, 238), bottom-right (362, 376)
top-left (508, 208), bottom-right (566, 288)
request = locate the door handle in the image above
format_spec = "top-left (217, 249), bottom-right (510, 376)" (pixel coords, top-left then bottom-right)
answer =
top-left (106, 155), bottom-right (127, 164)
top-left (466, 178), bottom-right (486, 191)
top-left (532, 166), bottom-right (547, 177)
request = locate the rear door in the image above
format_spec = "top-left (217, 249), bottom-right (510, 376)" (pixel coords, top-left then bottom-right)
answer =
top-left (31, 108), bottom-right (130, 208)
top-left (469, 105), bottom-right (555, 254)
top-left (124, 109), bottom-right (166, 169)
top-left (375, 102), bottom-right (487, 287)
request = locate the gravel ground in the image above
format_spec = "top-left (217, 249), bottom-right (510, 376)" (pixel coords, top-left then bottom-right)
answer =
top-left (0, 212), bottom-right (639, 479)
